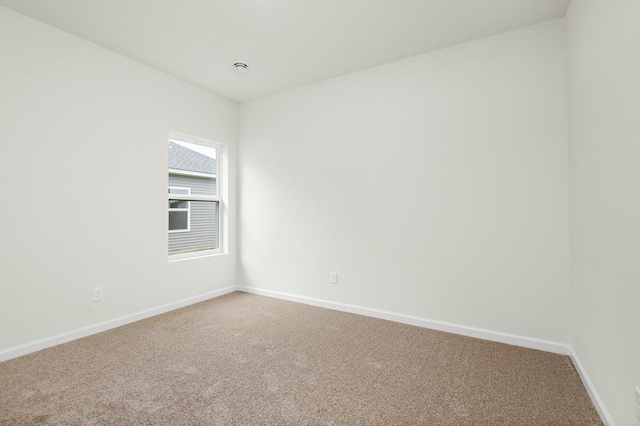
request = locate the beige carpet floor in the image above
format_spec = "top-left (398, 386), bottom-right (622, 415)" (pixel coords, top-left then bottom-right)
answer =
top-left (1, 292), bottom-right (601, 425)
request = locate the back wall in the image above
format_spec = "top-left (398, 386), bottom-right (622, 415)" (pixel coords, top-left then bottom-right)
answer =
top-left (239, 19), bottom-right (570, 343)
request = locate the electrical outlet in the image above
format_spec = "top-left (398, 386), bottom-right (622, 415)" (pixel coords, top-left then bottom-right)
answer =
top-left (92, 287), bottom-right (103, 302)
top-left (329, 272), bottom-right (338, 285)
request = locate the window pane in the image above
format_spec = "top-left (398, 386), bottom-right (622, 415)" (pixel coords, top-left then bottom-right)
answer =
top-left (169, 199), bottom-right (188, 209)
top-left (168, 200), bottom-right (218, 255)
top-left (168, 140), bottom-right (217, 197)
top-left (169, 211), bottom-right (188, 231)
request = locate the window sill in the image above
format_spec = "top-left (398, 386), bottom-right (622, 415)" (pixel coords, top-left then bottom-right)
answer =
top-left (168, 249), bottom-right (225, 262)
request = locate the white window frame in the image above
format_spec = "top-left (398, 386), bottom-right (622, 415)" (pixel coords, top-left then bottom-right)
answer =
top-left (168, 186), bottom-right (190, 233)
top-left (168, 133), bottom-right (224, 261)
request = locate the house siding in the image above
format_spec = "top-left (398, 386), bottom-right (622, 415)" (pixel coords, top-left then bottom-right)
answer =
top-left (169, 174), bottom-right (217, 196)
top-left (169, 174), bottom-right (218, 254)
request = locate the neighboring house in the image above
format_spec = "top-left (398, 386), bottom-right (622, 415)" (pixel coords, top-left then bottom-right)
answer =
top-left (168, 141), bottom-right (217, 255)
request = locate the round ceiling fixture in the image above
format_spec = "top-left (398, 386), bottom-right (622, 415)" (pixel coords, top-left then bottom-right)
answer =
top-left (233, 62), bottom-right (249, 73)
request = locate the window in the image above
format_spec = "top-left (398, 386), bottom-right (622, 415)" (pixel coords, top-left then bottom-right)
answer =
top-left (168, 135), bottom-right (222, 258)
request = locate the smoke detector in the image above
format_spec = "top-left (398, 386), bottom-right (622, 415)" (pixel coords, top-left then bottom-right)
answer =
top-left (233, 62), bottom-right (249, 73)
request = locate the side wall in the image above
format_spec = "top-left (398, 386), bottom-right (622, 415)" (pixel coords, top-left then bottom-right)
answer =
top-left (0, 7), bottom-right (237, 352)
top-left (239, 20), bottom-right (570, 343)
top-left (567, 1), bottom-right (640, 425)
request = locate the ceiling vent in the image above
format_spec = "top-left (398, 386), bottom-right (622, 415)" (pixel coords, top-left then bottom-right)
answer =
top-left (233, 62), bottom-right (248, 73)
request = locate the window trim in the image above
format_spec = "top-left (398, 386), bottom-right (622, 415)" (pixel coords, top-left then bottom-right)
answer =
top-left (168, 186), bottom-right (191, 233)
top-left (168, 133), bottom-right (224, 260)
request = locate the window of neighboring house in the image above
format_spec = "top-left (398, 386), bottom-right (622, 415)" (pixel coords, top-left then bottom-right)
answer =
top-left (168, 187), bottom-right (190, 233)
top-left (168, 135), bottom-right (222, 259)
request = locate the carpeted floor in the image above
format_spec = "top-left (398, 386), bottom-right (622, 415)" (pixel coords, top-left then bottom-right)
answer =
top-left (0, 291), bottom-right (601, 425)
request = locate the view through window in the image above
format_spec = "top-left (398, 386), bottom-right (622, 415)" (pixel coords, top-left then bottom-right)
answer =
top-left (168, 137), bottom-right (221, 257)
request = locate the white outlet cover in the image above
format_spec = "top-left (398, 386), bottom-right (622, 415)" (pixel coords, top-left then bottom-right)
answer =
top-left (93, 287), bottom-right (103, 301)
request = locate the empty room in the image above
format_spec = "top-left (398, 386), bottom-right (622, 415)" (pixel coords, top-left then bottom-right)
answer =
top-left (0, 0), bottom-right (638, 425)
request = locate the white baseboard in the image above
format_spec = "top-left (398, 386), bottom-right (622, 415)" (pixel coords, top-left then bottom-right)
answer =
top-left (570, 348), bottom-right (615, 426)
top-left (237, 286), bottom-right (570, 355)
top-left (1, 285), bottom-right (569, 362)
top-left (0, 285), bottom-right (239, 363)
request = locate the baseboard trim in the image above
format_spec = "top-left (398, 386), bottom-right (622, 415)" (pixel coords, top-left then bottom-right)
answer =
top-left (237, 286), bottom-right (570, 356)
top-left (569, 348), bottom-right (615, 426)
top-left (0, 285), bottom-right (239, 363)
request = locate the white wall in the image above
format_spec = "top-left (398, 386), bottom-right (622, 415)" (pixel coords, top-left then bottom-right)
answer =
top-left (0, 7), bottom-right (237, 352)
top-left (567, 1), bottom-right (640, 425)
top-left (239, 20), bottom-right (570, 343)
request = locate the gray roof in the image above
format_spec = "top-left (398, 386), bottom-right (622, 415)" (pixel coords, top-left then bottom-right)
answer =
top-left (168, 141), bottom-right (216, 175)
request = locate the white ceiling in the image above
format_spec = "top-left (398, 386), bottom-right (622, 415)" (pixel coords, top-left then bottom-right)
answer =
top-left (0, 0), bottom-right (570, 101)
